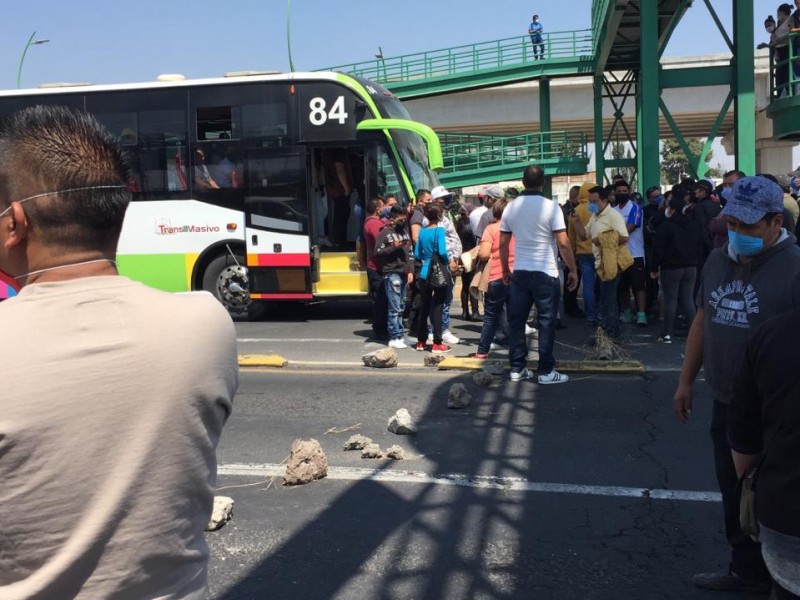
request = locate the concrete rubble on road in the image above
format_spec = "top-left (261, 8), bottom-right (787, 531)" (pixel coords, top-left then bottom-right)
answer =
top-left (385, 445), bottom-right (405, 460)
top-left (472, 371), bottom-right (497, 386)
top-left (424, 354), bottom-right (447, 367)
top-left (205, 496), bottom-right (234, 532)
top-left (483, 363), bottom-right (505, 376)
top-left (284, 438), bottom-right (328, 485)
top-left (361, 443), bottom-right (384, 459)
top-left (343, 434), bottom-right (373, 451)
top-left (447, 383), bottom-right (472, 409)
top-left (362, 348), bottom-right (398, 368)
top-left (387, 408), bottom-right (418, 434)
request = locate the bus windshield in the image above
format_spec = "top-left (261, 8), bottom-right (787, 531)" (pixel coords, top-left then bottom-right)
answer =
top-left (392, 129), bottom-right (440, 192)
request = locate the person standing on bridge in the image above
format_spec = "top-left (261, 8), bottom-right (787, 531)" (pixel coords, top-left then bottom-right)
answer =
top-left (0, 106), bottom-right (238, 598)
top-left (500, 165), bottom-right (577, 383)
top-left (673, 176), bottom-right (800, 594)
top-left (528, 14), bottom-right (545, 59)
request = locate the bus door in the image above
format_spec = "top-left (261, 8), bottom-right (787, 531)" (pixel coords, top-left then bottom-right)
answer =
top-left (243, 146), bottom-right (314, 300)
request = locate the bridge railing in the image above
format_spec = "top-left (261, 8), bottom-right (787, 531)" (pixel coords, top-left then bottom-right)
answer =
top-left (769, 32), bottom-right (800, 99)
top-left (438, 130), bottom-right (588, 173)
top-left (325, 30), bottom-right (593, 84)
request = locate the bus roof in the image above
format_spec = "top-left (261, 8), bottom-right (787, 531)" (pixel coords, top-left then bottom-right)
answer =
top-left (0, 71), bottom-right (360, 98)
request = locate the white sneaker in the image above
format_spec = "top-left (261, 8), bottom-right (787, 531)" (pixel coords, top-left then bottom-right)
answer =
top-left (489, 342), bottom-right (504, 351)
top-left (538, 370), bottom-right (569, 385)
top-left (442, 330), bottom-right (460, 345)
top-left (388, 338), bottom-right (408, 350)
top-left (509, 368), bottom-right (533, 382)
top-left (525, 324), bottom-right (537, 336)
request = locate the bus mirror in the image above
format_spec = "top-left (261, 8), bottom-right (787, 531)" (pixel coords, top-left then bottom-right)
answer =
top-left (356, 119), bottom-right (443, 171)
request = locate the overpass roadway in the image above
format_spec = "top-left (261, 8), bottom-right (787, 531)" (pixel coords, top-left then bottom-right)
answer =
top-left (405, 52), bottom-right (797, 177)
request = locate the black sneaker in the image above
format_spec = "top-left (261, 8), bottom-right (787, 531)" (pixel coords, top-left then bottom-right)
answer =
top-left (691, 571), bottom-right (770, 594)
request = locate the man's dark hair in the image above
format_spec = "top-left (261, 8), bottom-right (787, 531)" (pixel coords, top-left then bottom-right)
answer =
top-left (645, 186), bottom-right (661, 198)
top-left (724, 169), bottom-right (746, 179)
top-left (613, 179), bottom-right (629, 190)
top-left (588, 186), bottom-right (609, 200)
top-left (522, 165), bottom-right (545, 189)
top-left (612, 173), bottom-right (624, 182)
top-left (388, 205), bottom-right (406, 219)
top-left (415, 189), bottom-right (430, 202)
top-left (696, 180), bottom-right (713, 193)
top-left (366, 196), bottom-right (384, 214)
top-left (423, 202), bottom-right (443, 223)
top-left (604, 184), bottom-right (616, 198)
top-left (778, 3), bottom-right (792, 16)
top-left (757, 173), bottom-right (780, 185)
top-left (763, 211), bottom-right (783, 224)
top-left (0, 105), bottom-right (131, 252)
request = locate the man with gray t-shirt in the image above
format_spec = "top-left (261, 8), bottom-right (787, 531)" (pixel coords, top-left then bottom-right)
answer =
top-left (499, 165), bottom-right (577, 384)
top-left (0, 106), bottom-right (238, 599)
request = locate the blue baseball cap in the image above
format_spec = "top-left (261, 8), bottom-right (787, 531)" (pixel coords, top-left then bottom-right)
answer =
top-left (719, 176), bottom-right (784, 225)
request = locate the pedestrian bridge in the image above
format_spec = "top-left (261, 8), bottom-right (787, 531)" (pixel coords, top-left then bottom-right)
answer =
top-left (323, 1), bottom-right (799, 189)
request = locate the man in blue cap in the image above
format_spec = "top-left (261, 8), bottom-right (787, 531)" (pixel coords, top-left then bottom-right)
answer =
top-left (673, 176), bottom-right (800, 593)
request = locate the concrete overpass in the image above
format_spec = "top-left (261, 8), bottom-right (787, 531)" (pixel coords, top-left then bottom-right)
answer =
top-left (405, 52), bottom-right (798, 177)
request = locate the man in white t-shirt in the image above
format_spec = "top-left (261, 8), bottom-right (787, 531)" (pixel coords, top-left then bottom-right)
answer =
top-left (0, 106), bottom-right (238, 599)
top-left (499, 165), bottom-right (577, 384)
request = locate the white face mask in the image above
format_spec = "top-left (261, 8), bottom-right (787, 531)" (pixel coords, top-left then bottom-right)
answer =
top-left (766, 25), bottom-right (776, 33)
top-left (0, 185), bottom-right (126, 218)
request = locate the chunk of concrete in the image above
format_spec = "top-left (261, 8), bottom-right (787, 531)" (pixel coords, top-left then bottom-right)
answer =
top-left (388, 408), bottom-right (418, 434)
top-left (424, 354), bottom-right (447, 367)
top-left (284, 438), bottom-right (328, 486)
top-left (483, 363), bottom-right (505, 376)
top-left (205, 496), bottom-right (234, 532)
top-left (386, 445), bottom-right (405, 460)
top-left (473, 371), bottom-right (496, 386)
top-left (362, 348), bottom-right (398, 368)
top-left (343, 434), bottom-right (373, 451)
top-left (361, 443), bottom-right (384, 459)
top-left (447, 383), bottom-right (472, 409)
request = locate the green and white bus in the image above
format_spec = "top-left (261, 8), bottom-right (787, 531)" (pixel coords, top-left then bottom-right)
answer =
top-left (0, 71), bottom-right (443, 318)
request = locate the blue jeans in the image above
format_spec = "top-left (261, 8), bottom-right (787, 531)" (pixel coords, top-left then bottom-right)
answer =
top-left (598, 275), bottom-right (620, 338)
top-left (477, 279), bottom-right (510, 354)
top-left (440, 284), bottom-right (453, 332)
top-left (384, 273), bottom-right (407, 340)
top-left (577, 254), bottom-right (596, 321)
top-left (508, 270), bottom-right (560, 374)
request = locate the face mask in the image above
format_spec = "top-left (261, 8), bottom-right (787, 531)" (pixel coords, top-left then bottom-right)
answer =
top-left (395, 220), bottom-right (407, 230)
top-left (380, 207), bottom-right (391, 219)
top-left (653, 194), bottom-right (665, 205)
top-left (588, 202), bottom-right (600, 214)
top-left (616, 193), bottom-right (629, 204)
top-left (728, 230), bottom-right (765, 257)
top-left (720, 187), bottom-right (733, 206)
top-left (766, 25), bottom-right (776, 33)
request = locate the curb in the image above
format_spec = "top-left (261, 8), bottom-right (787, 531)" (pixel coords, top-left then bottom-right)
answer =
top-left (238, 354), bottom-right (289, 368)
top-left (438, 357), bottom-right (645, 375)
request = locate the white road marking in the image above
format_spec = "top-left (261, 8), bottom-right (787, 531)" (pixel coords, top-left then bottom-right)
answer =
top-left (217, 463), bottom-right (721, 503)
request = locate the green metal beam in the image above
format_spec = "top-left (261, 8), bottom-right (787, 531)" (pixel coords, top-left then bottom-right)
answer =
top-left (593, 0), bottom-right (630, 75)
top-left (658, 0), bottom-right (693, 58)
top-left (660, 66), bottom-right (732, 89)
top-left (703, 0), bottom-right (734, 53)
top-left (540, 78), bottom-right (552, 197)
top-left (733, 0), bottom-right (755, 174)
top-left (660, 99), bottom-right (701, 180)
top-left (637, 0), bottom-right (660, 192)
top-left (594, 76), bottom-right (605, 186)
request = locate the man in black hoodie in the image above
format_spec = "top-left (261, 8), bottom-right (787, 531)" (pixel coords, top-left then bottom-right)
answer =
top-left (374, 206), bottom-right (414, 349)
top-left (674, 176), bottom-right (800, 593)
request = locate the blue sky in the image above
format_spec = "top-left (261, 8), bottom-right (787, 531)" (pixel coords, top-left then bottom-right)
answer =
top-left (0, 1), bottom-right (770, 86)
top-left (0, 1), bottom-right (794, 170)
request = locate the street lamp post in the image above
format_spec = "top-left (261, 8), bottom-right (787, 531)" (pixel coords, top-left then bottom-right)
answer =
top-left (286, 0), bottom-right (295, 72)
top-left (17, 32), bottom-right (49, 89)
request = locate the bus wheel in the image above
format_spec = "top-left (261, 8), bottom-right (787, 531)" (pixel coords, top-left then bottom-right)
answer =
top-left (202, 254), bottom-right (267, 321)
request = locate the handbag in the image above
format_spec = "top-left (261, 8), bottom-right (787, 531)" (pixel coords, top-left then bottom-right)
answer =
top-left (426, 229), bottom-right (453, 289)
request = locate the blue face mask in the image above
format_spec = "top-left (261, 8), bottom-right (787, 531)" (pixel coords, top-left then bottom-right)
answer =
top-left (720, 187), bottom-right (733, 206)
top-left (588, 202), bottom-right (600, 214)
top-left (728, 230), bottom-right (764, 257)
top-left (380, 207), bottom-right (391, 219)
top-left (653, 194), bottom-right (665, 205)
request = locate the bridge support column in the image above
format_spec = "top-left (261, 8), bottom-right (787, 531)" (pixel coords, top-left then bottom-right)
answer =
top-left (539, 77), bottom-right (552, 197)
top-left (594, 76), bottom-right (604, 187)
top-left (637, 0), bottom-right (660, 193)
top-left (756, 140), bottom-right (797, 175)
top-left (733, 0), bottom-right (756, 174)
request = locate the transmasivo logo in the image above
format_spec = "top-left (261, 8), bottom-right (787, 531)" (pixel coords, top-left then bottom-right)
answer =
top-left (155, 219), bottom-right (220, 235)
top-left (708, 279), bottom-right (759, 329)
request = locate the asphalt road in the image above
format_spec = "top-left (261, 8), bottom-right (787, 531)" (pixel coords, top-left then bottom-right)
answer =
top-left (207, 299), bottom-right (732, 600)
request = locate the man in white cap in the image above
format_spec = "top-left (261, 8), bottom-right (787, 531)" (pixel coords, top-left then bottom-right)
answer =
top-left (473, 184), bottom-right (505, 243)
top-left (674, 176), bottom-right (800, 593)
